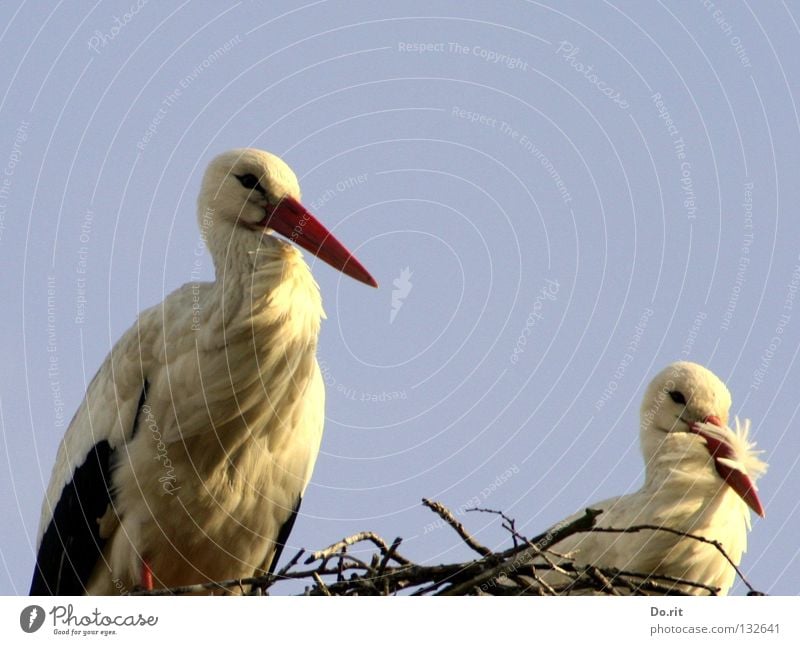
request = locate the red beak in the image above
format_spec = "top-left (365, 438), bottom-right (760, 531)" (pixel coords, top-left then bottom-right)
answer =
top-left (263, 195), bottom-right (377, 288)
top-left (690, 415), bottom-right (765, 517)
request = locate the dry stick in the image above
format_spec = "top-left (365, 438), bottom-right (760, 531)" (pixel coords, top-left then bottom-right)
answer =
top-left (427, 507), bottom-right (725, 596)
top-left (436, 545), bottom-right (554, 597)
top-left (629, 580), bottom-right (709, 596)
top-left (408, 558), bottom-right (494, 596)
top-left (598, 570), bottom-right (716, 596)
top-left (503, 570), bottom-right (553, 596)
top-left (585, 566), bottom-right (622, 596)
top-left (377, 537), bottom-right (403, 579)
top-left (505, 508), bottom-right (603, 558)
top-left (505, 512), bottom-right (725, 596)
top-left (411, 578), bottom-right (452, 596)
top-left (585, 523), bottom-right (759, 594)
top-left (516, 568), bottom-right (561, 596)
top-left (545, 565), bottom-right (619, 596)
top-left (422, 498), bottom-right (493, 558)
top-left (286, 563), bottom-right (367, 581)
top-left (547, 572), bottom-right (695, 597)
top-left (134, 508), bottom-right (600, 596)
top-left (437, 508), bottom-right (605, 596)
top-left (376, 541), bottom-right (399, 595)
top-left (336, 546), bottom-right (347, 582)
top-left (305, 531), bottom-right (410, 566)
top-left (597, 571), bottom-right (639, 595)
top-left (328, 555), bottom-right (492, 596)
top-left (469, 506), bottom-right (574, 577)
top-left (511, 575), bottom-right (551, 596)
top-left (517, 513), bottom-right (732, 595)
top-left (493, 509), bottom-right (752, 595)
top-left (548, 563), bottom-right (632, 596)
top-left (482, 583), bottom-right (549, 597)
top-left (253, 548), bottom-right (307, 594)
top-left (276, 548), bottom-right (306, 579)
top-left (610, 567), bottom-right (719, 595)
top-left (466, 506), bottom-right (520, 548)
top-left (131, 504), bottom-right (753, 597)
top-left (494, 506), bottom-right (604, 579)
top-left (312, 572), bottom-right (332, 596)
top-left (313, 551), bottom-right (373, 573)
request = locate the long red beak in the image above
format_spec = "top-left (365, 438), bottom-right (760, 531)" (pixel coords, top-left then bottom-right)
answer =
top-left (690, 415), bottom-right (765, 517)
top-left (263, 195), bottom-right (377, 287)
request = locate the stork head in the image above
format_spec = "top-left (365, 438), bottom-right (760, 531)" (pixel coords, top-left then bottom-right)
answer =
top-left (197, 148), bottom-right (376, 286)
top-left (639, 361), bottom-right (765, 517)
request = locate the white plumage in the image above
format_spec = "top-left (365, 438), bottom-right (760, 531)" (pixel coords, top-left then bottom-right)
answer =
top-left (546, 361), bottom-right (766, 595)
top-left (31, 149), bottom-right (376, 595)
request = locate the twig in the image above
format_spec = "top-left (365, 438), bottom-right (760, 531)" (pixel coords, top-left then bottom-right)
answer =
top-left (130, 502), bottom-right (762, 597)
top-left (517, 567), bottom-right (560, 596)
top-left (377, 537), bottom-right (403, 578)
top-left (611, 567), bottom-right (720, 595)
top-left (585, 566), bottom-right (622, 596)
top-left (305, 531), bottom-right (410, 566)
top-left (312, 572), bottom-right (331, 596)
top-left (276, 549), bottom-right (305, 579)
top-left (336, 546), bottom-right (347, 582)
top-left (468, 506), bottom-right (573, 576)
top-left (517, 508), bottom-right (604, 555)
top-left (585, 523), bottom-right (758, 594)
top-left (423, 498), bottom-right (493, 558)
top-left (466, 506), bottom-right (519, 548)
top-left (437, 549), bottom-right (535, 597)
top-left (437, 508), bottom-right (606, 596)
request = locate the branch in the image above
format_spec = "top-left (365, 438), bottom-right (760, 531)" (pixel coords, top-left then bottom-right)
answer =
top-left (584, 523), bottom-right (757, 594)
top-left (129, 503), bottom-right (763, 597)
top-left (422, 498), bottom-right (493, 558)
top-left (466, 506), bottom-right (520, 548)
top-left (305, 531), bottom-right (410, 566)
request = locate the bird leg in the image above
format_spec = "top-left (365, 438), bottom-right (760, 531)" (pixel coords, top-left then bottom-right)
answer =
top-left (141, 559), bottom-right (154, 591)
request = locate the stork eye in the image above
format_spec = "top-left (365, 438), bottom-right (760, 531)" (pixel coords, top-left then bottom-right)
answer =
top-left (236, 173), bottom-right (262, 191)
top-left (668, 390), bottom-right (686, 405)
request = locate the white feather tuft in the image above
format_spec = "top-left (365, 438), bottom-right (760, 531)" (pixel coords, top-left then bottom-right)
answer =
top-left (697, 417), bottom-right (768, 482)
top-left (730, 417), bottom-right (768, 481)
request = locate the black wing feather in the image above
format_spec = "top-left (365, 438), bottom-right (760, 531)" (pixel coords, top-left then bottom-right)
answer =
top-left (268, 496), bottom-right (303, 575)
top-left (29, 441), bottom-right (113, 595)
top-left (30, 381), bottom-right (148, 595)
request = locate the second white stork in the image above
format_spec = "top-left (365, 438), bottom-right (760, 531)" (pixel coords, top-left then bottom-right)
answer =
top-left (544, 361), bottom-right (767, 595)
top-left (30, 148), bottom-right (377, 594)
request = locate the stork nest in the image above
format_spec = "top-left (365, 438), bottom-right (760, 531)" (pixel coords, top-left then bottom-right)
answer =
top-left (133, 499), bottom-right (764, 596)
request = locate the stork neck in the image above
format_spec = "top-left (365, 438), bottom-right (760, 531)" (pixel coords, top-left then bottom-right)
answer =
top-left (642, 433), bottom-right (714, 490)
top-left (204, 225), bottom-right (262, 278)
top-left (211, 240), bottom-right (323, 345)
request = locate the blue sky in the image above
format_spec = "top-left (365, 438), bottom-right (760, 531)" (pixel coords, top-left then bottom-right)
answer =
top-left (1, 1), bottom-right (799, 595)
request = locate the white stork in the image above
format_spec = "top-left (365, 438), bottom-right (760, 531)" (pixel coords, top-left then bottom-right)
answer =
top-left (30, 148), bottom-right (377, 594)
top-left (545, 361), bottom-right (766, 595)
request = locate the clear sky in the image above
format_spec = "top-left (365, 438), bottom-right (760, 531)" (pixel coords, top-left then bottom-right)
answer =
top-left (1, 1), bottom-right (798, 595)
